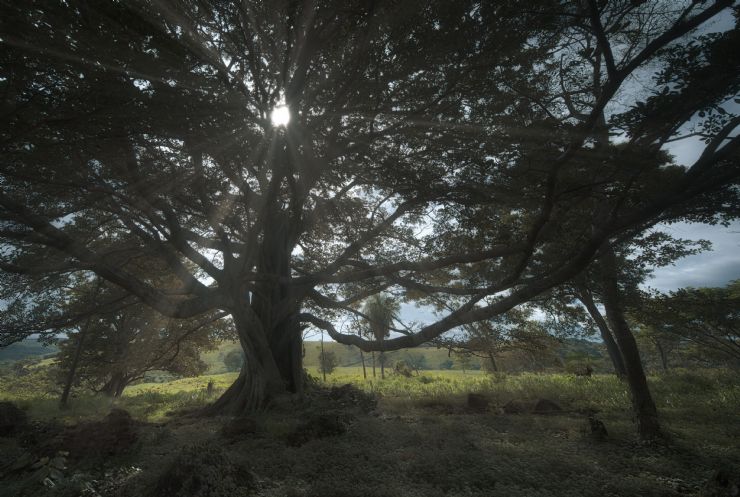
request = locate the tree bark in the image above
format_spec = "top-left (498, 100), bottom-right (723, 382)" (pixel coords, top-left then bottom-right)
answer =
top-left (360, 350), bottom-right (367, 379)
top-left (575, 285), bottom-right (627, 377)
top-left (600, 248), bottom-right (661, 440)
top-left (206, 306), bottom-right (288, 414)
top-left (371, 351), bottom-right (376, 378)
top-left (207, 210), bottom-right (305, 414)
top-left (101, 372), bottom-right (128, 398)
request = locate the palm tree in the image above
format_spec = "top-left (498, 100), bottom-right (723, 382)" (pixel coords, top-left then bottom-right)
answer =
top-left (363, 294), bottom-right (399, 379)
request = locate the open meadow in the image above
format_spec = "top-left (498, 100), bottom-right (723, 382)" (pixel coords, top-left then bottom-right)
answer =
top-left (1, 361), bottom-right (739, 497)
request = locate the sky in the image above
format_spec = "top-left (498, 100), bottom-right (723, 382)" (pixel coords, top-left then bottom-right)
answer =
top-left (646, 221), bottom-right (740, 292)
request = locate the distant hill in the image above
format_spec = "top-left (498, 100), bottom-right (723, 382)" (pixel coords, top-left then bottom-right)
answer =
top-left (0, 339), bottom-right (59, 363)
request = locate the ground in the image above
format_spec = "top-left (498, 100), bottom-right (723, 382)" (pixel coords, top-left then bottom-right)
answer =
top-left (0, 368), bottom-right (739, 497)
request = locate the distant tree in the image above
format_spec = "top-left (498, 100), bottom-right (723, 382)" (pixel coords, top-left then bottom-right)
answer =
top-left (393, 360), bottom-right (414, 377)
top-left (455, 353), bottom-right (472, 374)
top-left (439, 359), bottom-right (454, 370)
top-left (318, 350), bottom-right (338, 377)
top-left (363, 294), bottom-right (399, 380)
top-left (57, 302), bottom-right (225, 398)
top-left (634, 281), bottom-right (740, 367)
top-left (403, 352), bottom-right (428, 372)
top-left (439, 308), bottom-right (557, 373)
top-left (224, 350), bottom-right (245, 373)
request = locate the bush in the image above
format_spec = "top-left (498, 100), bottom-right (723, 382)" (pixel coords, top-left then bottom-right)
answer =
top-left (223, 350), bottom-right (244, 372)
top-left (150, 442), bottom-right (254, 497)
top-left (438, 359), bottom-right (454, 370)
top-left (318, 350), bottom-right (337, 376)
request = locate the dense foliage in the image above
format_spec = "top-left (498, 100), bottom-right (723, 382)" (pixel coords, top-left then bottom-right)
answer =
top-left (1, 1), bottom-right (738, 419)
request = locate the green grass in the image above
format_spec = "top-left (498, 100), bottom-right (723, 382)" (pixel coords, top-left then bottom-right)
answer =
top-left (2, 366), bottom-right (739, 497)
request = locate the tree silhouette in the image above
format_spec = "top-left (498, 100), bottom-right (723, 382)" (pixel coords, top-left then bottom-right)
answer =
top-left (1, 1), bottom-right (738, 417)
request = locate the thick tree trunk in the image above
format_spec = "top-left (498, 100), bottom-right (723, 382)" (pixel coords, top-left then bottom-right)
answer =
top-left (576, 285), bottom-right (627, 377)
top-left (206, 307), bottom-right (289, 414)
top-left (207, 211), bottom-right (303, 414)
top-left (600, 249), bottom-right (661, 440)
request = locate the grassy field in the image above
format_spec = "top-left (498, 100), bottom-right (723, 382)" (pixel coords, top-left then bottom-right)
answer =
top-left (1, 366), bottom-right (739, 496)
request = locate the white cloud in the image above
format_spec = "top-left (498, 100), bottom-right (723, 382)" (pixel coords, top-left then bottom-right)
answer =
top-left (645, 221), bottom-right (740, 292)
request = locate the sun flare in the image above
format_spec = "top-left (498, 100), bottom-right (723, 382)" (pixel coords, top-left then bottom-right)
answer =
top-left (270, 105), bottom-right (290, 127)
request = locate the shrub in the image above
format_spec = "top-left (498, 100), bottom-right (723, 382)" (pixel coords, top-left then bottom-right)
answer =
top-left (223, 350), bottom-right (244, 372)
top-left (150, 442), bottom-right (254, 497)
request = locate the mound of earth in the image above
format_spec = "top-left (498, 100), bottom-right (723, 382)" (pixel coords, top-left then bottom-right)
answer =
top-left (0, 402), bottom-right (27, 437)
top-left (150, 442), bottom-right (254, 497)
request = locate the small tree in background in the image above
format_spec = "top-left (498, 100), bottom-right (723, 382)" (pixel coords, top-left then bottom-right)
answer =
top-left (455, 353), bottom-right (472, 374)
top-left (633, 281), bottom-right (740, 368)
top-left (58, 305), bottom-right (224, 398)
top-left (439, 359), bottom-right (454, 370)
top-left (439, 308), bottom-right (557, 374)
top-left (363, 294), bottom-right (400, 380)
top-left (224, 349), bottom-right (245, 373)
top-left (404, 352), bottom-right (428, 372)
top-left (318, 350), bottom-right (338, 378)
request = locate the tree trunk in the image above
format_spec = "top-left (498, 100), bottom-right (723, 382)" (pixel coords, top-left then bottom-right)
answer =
top-left (207, 212), bottom-right (303, 414)
top-left (600, 248), bottom-right (661, 440)
top-left (101, 372), bottom-right (127, 398)
top-left (371, 351), bottom-right (376, 378)
top-left (576, 285), bottom-right (627, 377)
top-left (380, 352), bottom-right (385, 379)
top-left (206, 306), bottom-right (289, 414)
top-left (360, 350), bottom-right (367, 379)
top-left (60, 317), bottom-right (92, 409)
top-left (655, 340), bottom-right (669, 371)
top-left (320, 332), bottom-right (326, 382)
top-left (487, 351), bottom-right (498, 372)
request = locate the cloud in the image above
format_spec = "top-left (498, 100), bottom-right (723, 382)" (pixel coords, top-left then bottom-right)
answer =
top-left (645, 221), bottom-right (740, 292)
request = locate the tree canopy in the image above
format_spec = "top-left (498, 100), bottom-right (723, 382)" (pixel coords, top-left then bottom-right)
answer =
top-left (1, 0), bottom-right (739, 412)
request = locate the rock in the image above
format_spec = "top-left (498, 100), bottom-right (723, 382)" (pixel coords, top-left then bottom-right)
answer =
top-left (703, 467), bottom-right (740, 497)
top-left (467, 393), bottom-right (489, 412)
top-left (150, 442), bottom-right (254, 497)
top-left (502, 400), bottom-right (528, 414)
top-left (587, 414), bottom-right (608, 441)
top-left (221, 416), bottom-right (258, 440)
top-left (533, 398), bottom-right (562, 414)
top-left (0, 401), bottom-right (27, 437)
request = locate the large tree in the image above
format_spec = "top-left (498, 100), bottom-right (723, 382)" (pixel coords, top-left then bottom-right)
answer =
top-left (1, 1), bottom-right (739, 416)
